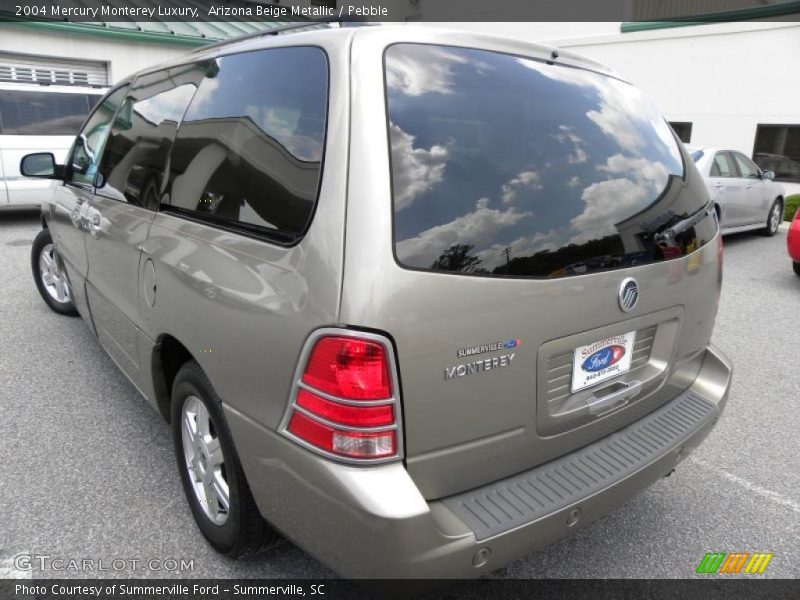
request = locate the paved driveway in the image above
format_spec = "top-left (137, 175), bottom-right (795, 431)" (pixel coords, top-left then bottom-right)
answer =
top-left (1, 211), bottom-right (798, 579)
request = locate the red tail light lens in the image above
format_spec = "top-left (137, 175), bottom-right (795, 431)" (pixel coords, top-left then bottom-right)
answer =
top-left (284, 332), bottom-right (401, 461)
top-left (302, 337), bottom-right (391, 400)
top-left (296, 389), bottom-right (394, 427)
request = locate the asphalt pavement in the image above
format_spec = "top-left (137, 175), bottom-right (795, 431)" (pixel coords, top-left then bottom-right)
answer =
top-left (1, 210), bottom-right (798, 580)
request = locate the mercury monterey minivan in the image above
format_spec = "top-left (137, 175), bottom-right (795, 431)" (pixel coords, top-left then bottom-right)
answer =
top-left (22, 25), bottom-right (732, 579)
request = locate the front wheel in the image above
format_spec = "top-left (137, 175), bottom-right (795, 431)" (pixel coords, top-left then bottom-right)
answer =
top-left (171, 360), bottom-right (281, 557)
top-left (762, 199), bottom-right (782, 236)
top-left (31, 228), bottom-right (78, 316)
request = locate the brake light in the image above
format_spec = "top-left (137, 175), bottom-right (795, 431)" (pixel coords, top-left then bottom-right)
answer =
top-left (301, 337), bottom-right (391, 400)
top-left (283, 331), bottom-right (401, 461)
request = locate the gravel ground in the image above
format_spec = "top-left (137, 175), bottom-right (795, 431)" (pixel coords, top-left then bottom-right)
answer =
top-left (1, 210), bottom-right (798, 581)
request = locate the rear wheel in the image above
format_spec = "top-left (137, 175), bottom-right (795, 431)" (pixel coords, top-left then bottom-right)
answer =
top-left (31, 229), bottom-right (78, 316)
top-left (171, 360), bottom-right (281, 557)
top-left (793, 261), bottom-right (800, 276)
top-left (762, 199), bottom-right (782, 236)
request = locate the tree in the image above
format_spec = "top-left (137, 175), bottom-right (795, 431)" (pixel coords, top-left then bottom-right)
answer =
top-left (430, 244), bottom-right (483, 273)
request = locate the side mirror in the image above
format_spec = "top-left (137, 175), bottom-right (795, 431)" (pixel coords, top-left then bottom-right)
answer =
top-left (762, 170), bottom-right (775, 180)
top-left (20, 152), bottom-right (61, 179)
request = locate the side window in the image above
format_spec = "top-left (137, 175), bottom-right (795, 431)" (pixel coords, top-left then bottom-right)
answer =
top-left (96, 64), bottom-right (205, 209)
top-left (711, 152), bottom-right (735, 178)
top-left (68, 86), bottom-right (129, 187)
top-left (164, 46), bottom-right (328, 242)
top-left (733, 152), bottom-right (759, 179)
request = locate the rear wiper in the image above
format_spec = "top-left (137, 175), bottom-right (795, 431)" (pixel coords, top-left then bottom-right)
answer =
top-left (653, 202), bottom-right (714, 245)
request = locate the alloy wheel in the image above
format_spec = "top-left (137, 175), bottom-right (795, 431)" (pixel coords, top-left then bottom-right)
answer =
top-left (181, 395), bottom-right (230, 525)
top-left (38, 243), bottom-right (72, 304)
top-left (770, 203), bottom-right (781, 233)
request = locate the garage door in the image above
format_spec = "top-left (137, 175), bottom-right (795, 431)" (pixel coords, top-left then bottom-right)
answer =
top-left (0, 52), bottom-right (108, 87)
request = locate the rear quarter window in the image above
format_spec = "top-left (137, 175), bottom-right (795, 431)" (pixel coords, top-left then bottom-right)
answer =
top-left (164, 46), bottom-right (328, 243)
top-left (385, 43), bottom-right (713, 278)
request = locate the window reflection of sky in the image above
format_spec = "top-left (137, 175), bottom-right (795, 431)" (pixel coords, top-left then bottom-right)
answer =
top-left (134, 84), bottom-right (197, 126)
top-left (181, 50), bottom-right (327, 163)
top-left (386, 44), bottom-right (684, 272)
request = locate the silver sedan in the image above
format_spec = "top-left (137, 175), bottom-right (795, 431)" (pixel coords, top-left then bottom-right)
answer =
top-left (689, 146), bottom-right (785, 236)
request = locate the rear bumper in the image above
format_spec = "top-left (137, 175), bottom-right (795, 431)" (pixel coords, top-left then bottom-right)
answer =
top-left (226, 344), bottom-right (732, 579)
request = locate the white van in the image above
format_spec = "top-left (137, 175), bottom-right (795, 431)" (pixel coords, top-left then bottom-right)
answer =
top-left (0, 82), bottom-right (105, 208)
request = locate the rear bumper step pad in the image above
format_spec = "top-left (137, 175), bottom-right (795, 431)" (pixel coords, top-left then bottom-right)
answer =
top-left (442, 390), bottom-right (716, 540)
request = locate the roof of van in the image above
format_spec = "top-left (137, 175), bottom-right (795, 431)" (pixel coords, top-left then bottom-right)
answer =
top-left (127, 23), bottom-right (624, 85)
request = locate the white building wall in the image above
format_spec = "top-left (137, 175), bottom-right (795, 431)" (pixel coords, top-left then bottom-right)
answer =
top-left (549, 21), bottom-right (800, 195)
top-left (549, 23), bottom-right (799, 146)
top-left (437, 20), bottom-right (800, 196)
top-left (0, 25), bottom-right (189, 84)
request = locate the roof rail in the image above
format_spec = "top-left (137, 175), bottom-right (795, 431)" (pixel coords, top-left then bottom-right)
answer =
top-left (189, 19), bottom-right (371, 54)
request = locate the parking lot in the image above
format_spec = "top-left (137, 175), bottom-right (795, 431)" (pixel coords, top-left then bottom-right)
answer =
top-left (1, 210), bottom-right (798, 579)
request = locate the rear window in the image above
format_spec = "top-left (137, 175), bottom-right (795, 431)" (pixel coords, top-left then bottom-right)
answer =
top-left (0, 90), bottom-right (102, 135)
top-left (385, 44), bottom-right (711, 278)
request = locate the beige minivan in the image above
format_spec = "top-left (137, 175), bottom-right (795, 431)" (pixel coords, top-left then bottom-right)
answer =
top-left (22, 24), bottom-right (732, 579)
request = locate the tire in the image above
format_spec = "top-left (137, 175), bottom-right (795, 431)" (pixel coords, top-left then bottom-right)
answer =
top-left (762, 199), bottom-right (782, 237)
top-left (31, 228), bottom-right (79, 316)
top-left (793, 261), bottom-right (800, 276)
top-left (171, 360), bottom-right (282, 557)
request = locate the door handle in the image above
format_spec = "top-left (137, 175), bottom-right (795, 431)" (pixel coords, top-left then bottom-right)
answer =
top-left (87, 214), bottom-right (102, 235)
top-left (586, 380), bottom-right (642, 415)
top-left (138, 239), bottom-right (162, 256)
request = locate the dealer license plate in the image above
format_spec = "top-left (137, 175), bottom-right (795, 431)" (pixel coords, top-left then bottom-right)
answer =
top-left (571, 331), bottom-right (636, 392)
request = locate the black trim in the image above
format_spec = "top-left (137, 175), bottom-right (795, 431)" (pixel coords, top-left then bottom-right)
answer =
top-left (160, 205), bottom-right (300, 246)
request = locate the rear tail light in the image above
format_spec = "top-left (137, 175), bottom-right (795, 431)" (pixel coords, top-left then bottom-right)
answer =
top-left (301, 336), bottom-right (391, 400)
top-left (281, 330), bottom-right (401, 462)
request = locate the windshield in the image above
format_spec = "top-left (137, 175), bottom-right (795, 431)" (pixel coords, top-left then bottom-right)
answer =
top-left (385, 43), bottom-right (713, 278)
